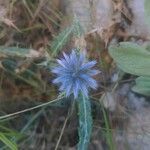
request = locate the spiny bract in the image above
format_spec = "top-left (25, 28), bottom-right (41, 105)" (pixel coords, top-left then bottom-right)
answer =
top-left (52, 50), bottom-right (100, 98)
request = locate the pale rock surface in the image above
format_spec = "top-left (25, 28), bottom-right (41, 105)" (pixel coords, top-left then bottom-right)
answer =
top-left (64, 0), bottom-right (113, 32)
top-left (127, 0), bottom-right (150, 38)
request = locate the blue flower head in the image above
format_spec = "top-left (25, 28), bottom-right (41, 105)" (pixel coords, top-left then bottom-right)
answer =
top-left (52, 50), bottom-right (100, 99)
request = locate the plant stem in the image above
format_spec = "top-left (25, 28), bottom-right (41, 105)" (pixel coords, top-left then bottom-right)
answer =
top-left (77, 93), bottom-right (92, 150)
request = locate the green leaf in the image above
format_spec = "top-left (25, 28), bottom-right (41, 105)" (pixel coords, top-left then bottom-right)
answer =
top-left (144, 43), bottom-right (150, 52)
top-left (72, 17), bottom-right (84, 37)
top-left (51, 27), bottom-right (73, 56)
top-left (1, 59), bottom-right (44, 90)
top-left (1, 59), bottom-right (17, 71)
top-left (0, 46), bottom-right (39, 59)
top-left (109, 42), bottom-right (150, 76)
top-left (20, 68), bottom-right (44, 89)
top-left (132, 76), bottom-right (150, 96)
top-left (144, 0), bottom-right (150, 26)
top-left (0, 133), bottom-right (18, 150)
top-left (51, 18), bottom-right (84, 56)
top-left (78, 94), bottom-right (92, 150)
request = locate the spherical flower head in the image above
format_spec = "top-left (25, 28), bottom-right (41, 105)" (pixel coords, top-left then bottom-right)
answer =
top-left (52, 50), bottom-right (100, 99)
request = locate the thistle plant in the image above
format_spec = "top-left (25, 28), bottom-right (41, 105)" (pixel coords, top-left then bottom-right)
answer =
top-left (52, 50), bottom-right (100, 150)
top-left (52, 50), bottom-right (99, 98)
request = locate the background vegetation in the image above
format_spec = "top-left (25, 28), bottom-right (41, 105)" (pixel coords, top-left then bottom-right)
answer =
top-left (0, 0), bottom-right (149, 150)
